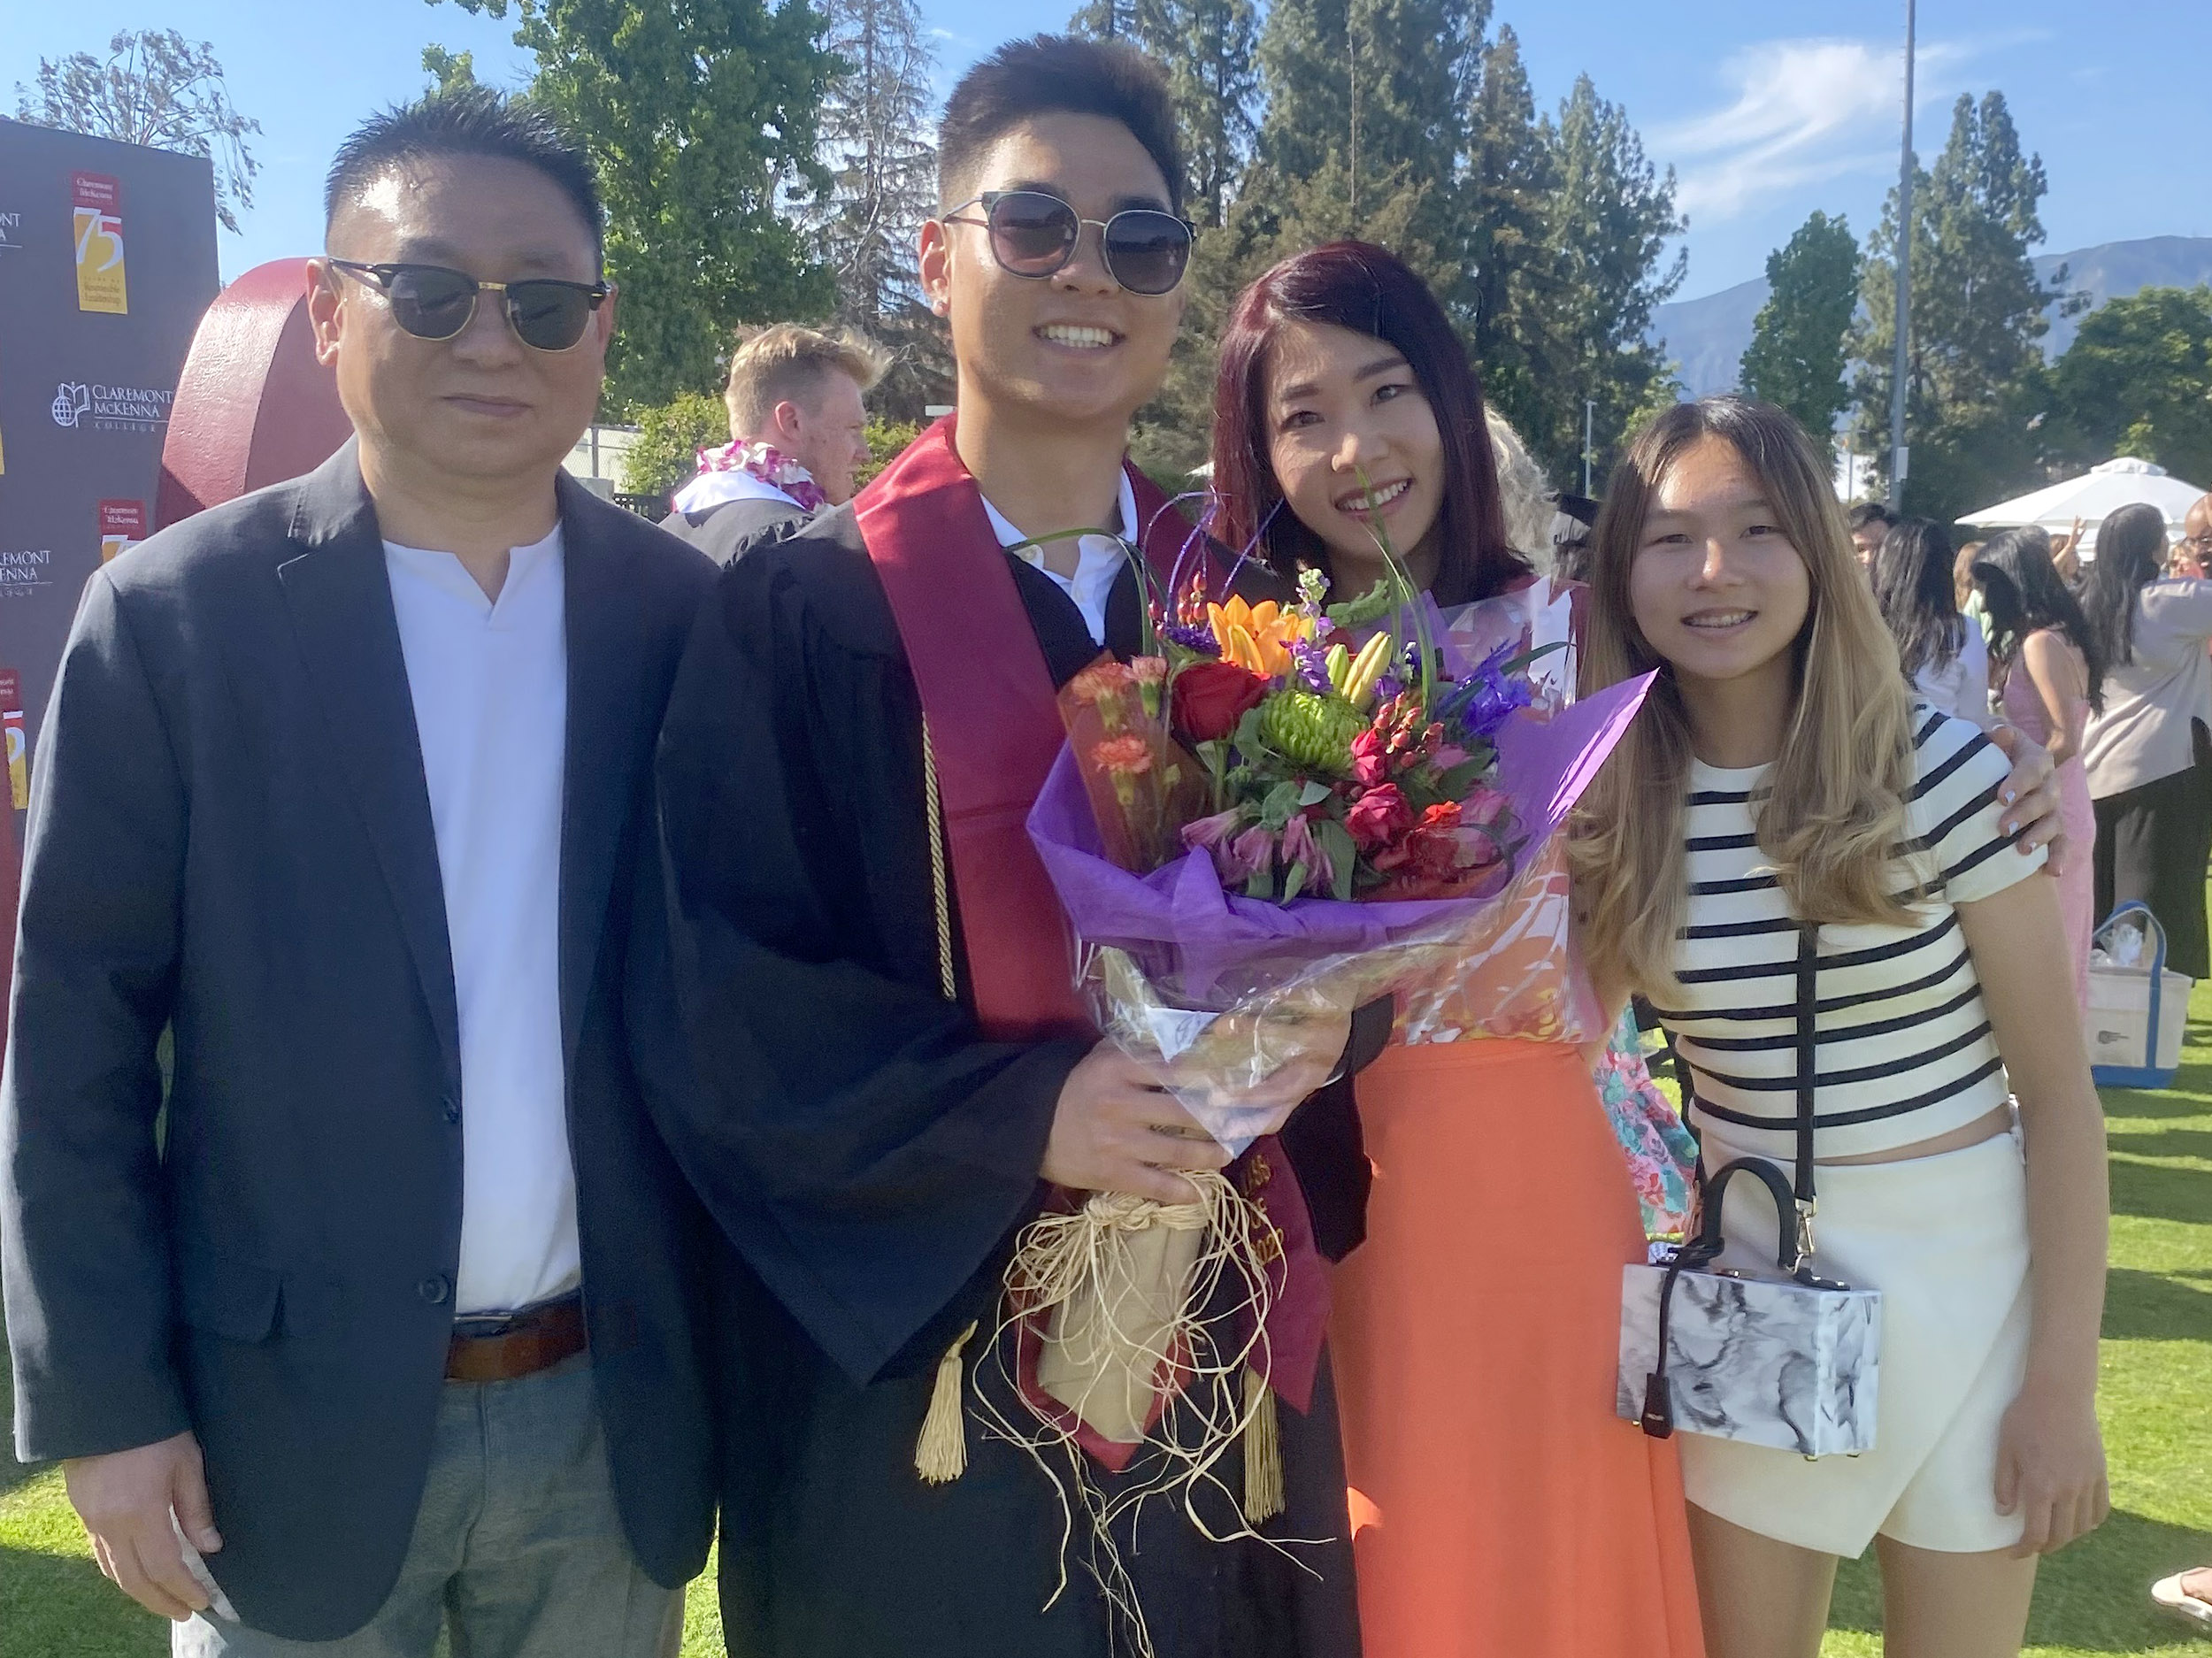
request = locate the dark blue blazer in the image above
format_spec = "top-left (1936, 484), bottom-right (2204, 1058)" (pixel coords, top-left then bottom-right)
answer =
top-left (0, 441), bottom-right (719, 1639)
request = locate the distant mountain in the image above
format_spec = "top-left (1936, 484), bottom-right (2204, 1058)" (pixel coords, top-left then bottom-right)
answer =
top-left (1650, 234), bottom-right (2212, 398)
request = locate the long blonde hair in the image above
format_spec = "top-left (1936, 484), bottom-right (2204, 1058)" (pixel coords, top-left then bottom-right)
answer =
top-left (1571, 398), bottom-right (1922, 997)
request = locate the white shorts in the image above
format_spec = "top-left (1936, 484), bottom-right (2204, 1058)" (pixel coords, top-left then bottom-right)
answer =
top-left (1678, 1125), bottom-right (2032, 1559)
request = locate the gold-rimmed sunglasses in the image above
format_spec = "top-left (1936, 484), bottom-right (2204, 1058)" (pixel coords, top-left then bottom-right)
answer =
top-left (326, 259), bottom-right (611, 352)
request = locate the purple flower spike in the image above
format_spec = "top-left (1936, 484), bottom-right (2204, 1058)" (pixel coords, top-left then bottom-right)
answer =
top-left (1158, 616), bottom-right (1221, 656)
top-left (1433, 641), bottom-right (1533, 742)
top-left (1289, 637), bottom-right (1335, 694)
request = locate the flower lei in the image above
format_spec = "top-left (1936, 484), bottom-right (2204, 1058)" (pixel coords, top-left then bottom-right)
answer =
top-left (693, 438), bottom-right (831, 514)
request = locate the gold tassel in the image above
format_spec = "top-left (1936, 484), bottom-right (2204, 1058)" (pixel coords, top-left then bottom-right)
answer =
top-left (914, 1321), bottom-right (978, 1485)
top-left (1241, 1366), bottom-right (1284, 1524)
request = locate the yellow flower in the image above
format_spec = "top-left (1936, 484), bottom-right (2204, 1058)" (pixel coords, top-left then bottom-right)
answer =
top-left (1205, 595), bottom-right (1311, 678)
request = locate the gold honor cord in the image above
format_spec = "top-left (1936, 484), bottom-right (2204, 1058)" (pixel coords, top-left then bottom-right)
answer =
top-left (920, 716), bottom-right (957, 1002)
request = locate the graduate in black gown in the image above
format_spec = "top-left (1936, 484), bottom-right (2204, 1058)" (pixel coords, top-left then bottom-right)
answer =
top-left (629, 35), bottom-right (1374, 1658)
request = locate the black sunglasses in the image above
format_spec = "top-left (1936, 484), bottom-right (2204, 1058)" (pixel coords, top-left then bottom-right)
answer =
top-left (942, 191), bottom-right (1194, 296)
top-left (327, 259), bottom-right (611, 352)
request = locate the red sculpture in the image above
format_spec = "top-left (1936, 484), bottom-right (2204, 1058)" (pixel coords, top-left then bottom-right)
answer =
top-left (157, 258), bottom-right (352, 526)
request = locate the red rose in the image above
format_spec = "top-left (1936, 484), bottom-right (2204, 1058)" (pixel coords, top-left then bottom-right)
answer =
top-left (1344, 784), bottom-right (1414, 851)
top-left (1171, 661), bottom-right (1270, 742)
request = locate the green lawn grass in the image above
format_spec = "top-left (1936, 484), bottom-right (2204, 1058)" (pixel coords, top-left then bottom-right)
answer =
top-left (5, 995), bottom-right (2208, 1657)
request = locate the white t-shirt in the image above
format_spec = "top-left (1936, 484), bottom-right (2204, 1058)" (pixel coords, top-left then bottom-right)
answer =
top-left (1913, 613), bottom-right (1992, 729)
top-left (384, 525), bottom-right (579, 1316)
top-left (1650, 710), bottom-right (2045, 1160)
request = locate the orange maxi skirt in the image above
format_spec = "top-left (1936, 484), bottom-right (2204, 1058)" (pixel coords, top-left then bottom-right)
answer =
top-left (1328, 1037), bottom-right (1706, 1658)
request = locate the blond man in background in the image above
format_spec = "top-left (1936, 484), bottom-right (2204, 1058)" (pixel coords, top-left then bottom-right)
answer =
top-left (664, 324), bottom-right (886, 560)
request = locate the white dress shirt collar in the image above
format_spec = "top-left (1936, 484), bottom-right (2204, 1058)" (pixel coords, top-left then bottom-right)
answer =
top-left (979, 469), bottom-right (1139, 648)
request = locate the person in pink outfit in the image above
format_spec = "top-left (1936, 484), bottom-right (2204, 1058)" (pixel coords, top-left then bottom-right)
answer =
top-left (1973, 529), bottom-right (2105, 1006)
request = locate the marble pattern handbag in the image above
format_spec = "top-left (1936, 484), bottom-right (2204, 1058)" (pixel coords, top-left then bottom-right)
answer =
top-left (1615, 924), bottom-right (1883, 1458)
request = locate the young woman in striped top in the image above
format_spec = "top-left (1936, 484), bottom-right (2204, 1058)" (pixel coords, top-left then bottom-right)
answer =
top-left (1573, 399), bottom-right (2110, 1658)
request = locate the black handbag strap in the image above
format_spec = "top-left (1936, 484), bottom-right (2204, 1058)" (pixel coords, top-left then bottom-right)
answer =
top-left (1790, 920), bottom-right (1819, 1259)
top-left (1636, 921), bottom-right (1826, 1439)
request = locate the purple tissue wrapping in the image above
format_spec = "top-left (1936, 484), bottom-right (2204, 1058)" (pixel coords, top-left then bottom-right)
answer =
top-left (1026, 671), bottom-right (1655, 1006)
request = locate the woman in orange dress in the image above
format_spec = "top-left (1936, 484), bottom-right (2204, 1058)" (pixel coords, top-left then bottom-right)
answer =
top-left (1208, 240), bottom-right (1706, 1658)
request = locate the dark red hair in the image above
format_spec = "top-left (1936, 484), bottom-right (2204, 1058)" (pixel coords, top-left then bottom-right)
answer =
top-left (1210, 241), bottom-right (1526, 606)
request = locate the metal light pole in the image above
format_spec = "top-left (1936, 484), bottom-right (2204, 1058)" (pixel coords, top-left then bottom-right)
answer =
top-left (1888, 0), bottom-right (1916, 510)
top-left (1583, 399), bottom-right (1595, 496)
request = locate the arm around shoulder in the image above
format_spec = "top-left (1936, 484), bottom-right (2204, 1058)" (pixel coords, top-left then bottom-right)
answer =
top-left (3, 571), bottom-right (190, 1462)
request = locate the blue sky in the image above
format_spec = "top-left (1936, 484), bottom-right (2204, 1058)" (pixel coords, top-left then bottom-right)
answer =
top-left (6, 0), bottom-right (2205, 301)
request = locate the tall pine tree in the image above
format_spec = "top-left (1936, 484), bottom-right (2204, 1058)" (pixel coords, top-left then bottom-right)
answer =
top-left (1849, 91), bottom-right (2074, 520)
top-left (802, 0), bottom-right (948, 418)
top-left (808, 0), bottom-right (936, 325)
top-left (1739, 211), bottom-right (1859, 453)
top-left (1454, 25), bottom-right (1557, 459)
top-left (1068, 0), bottom-right (1257, 226)
top-left (1519, 74), bottom-right (1686, 482)
top-left (1251, 0), bottom-right (1479, 243)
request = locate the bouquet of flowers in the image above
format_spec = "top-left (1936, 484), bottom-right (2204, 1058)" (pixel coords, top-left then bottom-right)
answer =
top-left (1033, 564), bottom-right (1649, 1126)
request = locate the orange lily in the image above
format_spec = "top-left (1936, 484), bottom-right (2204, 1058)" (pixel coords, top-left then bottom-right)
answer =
top-left (1206, 595), bottom-right (1310, 678)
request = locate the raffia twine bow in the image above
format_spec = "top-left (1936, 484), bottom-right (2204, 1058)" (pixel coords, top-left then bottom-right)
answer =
top-left (910, 1169), bottom-right (1298, 1658)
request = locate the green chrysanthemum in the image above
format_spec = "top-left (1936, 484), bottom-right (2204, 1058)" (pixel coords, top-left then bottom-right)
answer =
top-left (1257, 691), bottom-right (1363, 776)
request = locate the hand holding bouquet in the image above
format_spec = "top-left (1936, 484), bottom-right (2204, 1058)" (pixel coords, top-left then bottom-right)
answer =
top-left (1039, 558), bottom-right (1647, 1125)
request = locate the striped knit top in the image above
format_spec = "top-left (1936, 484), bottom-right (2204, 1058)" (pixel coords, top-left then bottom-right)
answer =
top-left (1650, 709), bottom-right (2045, 1160)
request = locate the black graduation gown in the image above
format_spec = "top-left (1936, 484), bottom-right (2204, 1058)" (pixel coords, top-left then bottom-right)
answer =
top-left (660, 493), bottom-right (814, 564)
top-left (630, 502), bottom-right (1366, 1658)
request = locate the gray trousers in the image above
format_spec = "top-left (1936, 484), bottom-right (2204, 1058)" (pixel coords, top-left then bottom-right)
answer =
top-left (174, 1355), bottom-right (681, 1658)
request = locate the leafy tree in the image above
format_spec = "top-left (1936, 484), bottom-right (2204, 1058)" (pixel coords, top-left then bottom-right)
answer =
top-left (856, 415), bottom-right (924, 489)
top-left (14, 30), bottom-right (260, 234)
top-left (621, 389), bottom-right (729, 498)
top-left (1739, 211), bottom-right (1859, 452)
top-left (439, 0), bottom-right (841, 412)
top-left (421, 44), bottom-right (480, 94)
top-left (1068, 0), bottom-right (1152, 36)
top-left (1849, 91), bottom-right (2075, 521)
top-left (2048, 285), bottom-right (2212, 487)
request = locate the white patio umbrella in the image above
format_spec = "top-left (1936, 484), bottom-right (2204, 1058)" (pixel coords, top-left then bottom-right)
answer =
top-left (1962, 457), bottom-right (2208, 556)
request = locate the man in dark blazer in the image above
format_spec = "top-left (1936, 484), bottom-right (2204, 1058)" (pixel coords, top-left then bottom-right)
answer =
top-left (0, 88), bottom-right (717, 1654)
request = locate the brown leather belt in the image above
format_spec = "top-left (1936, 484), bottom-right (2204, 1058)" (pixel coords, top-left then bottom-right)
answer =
top-left (445, 1294), bottom-right (588, 1384)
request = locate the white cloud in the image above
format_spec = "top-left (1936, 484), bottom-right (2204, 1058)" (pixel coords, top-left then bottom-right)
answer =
top-left (1653, 35), bottom-right (1978, 224)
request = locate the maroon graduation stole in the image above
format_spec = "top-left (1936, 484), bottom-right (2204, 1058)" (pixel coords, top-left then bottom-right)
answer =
top-left (857, 413), bottom-right (1329, 1459)
top-left (855, 412), bottom-right (1202, 1042)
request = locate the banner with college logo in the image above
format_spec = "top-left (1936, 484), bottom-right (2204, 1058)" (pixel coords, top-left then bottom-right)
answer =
top-left (0, 121), bottom-right (217, 864)
top-left (0, 669), bottom-right (26, 810)
top-left (72, 171), bottom-right (128, 314)
top-left (99, 498), bottom-right (148, 563)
